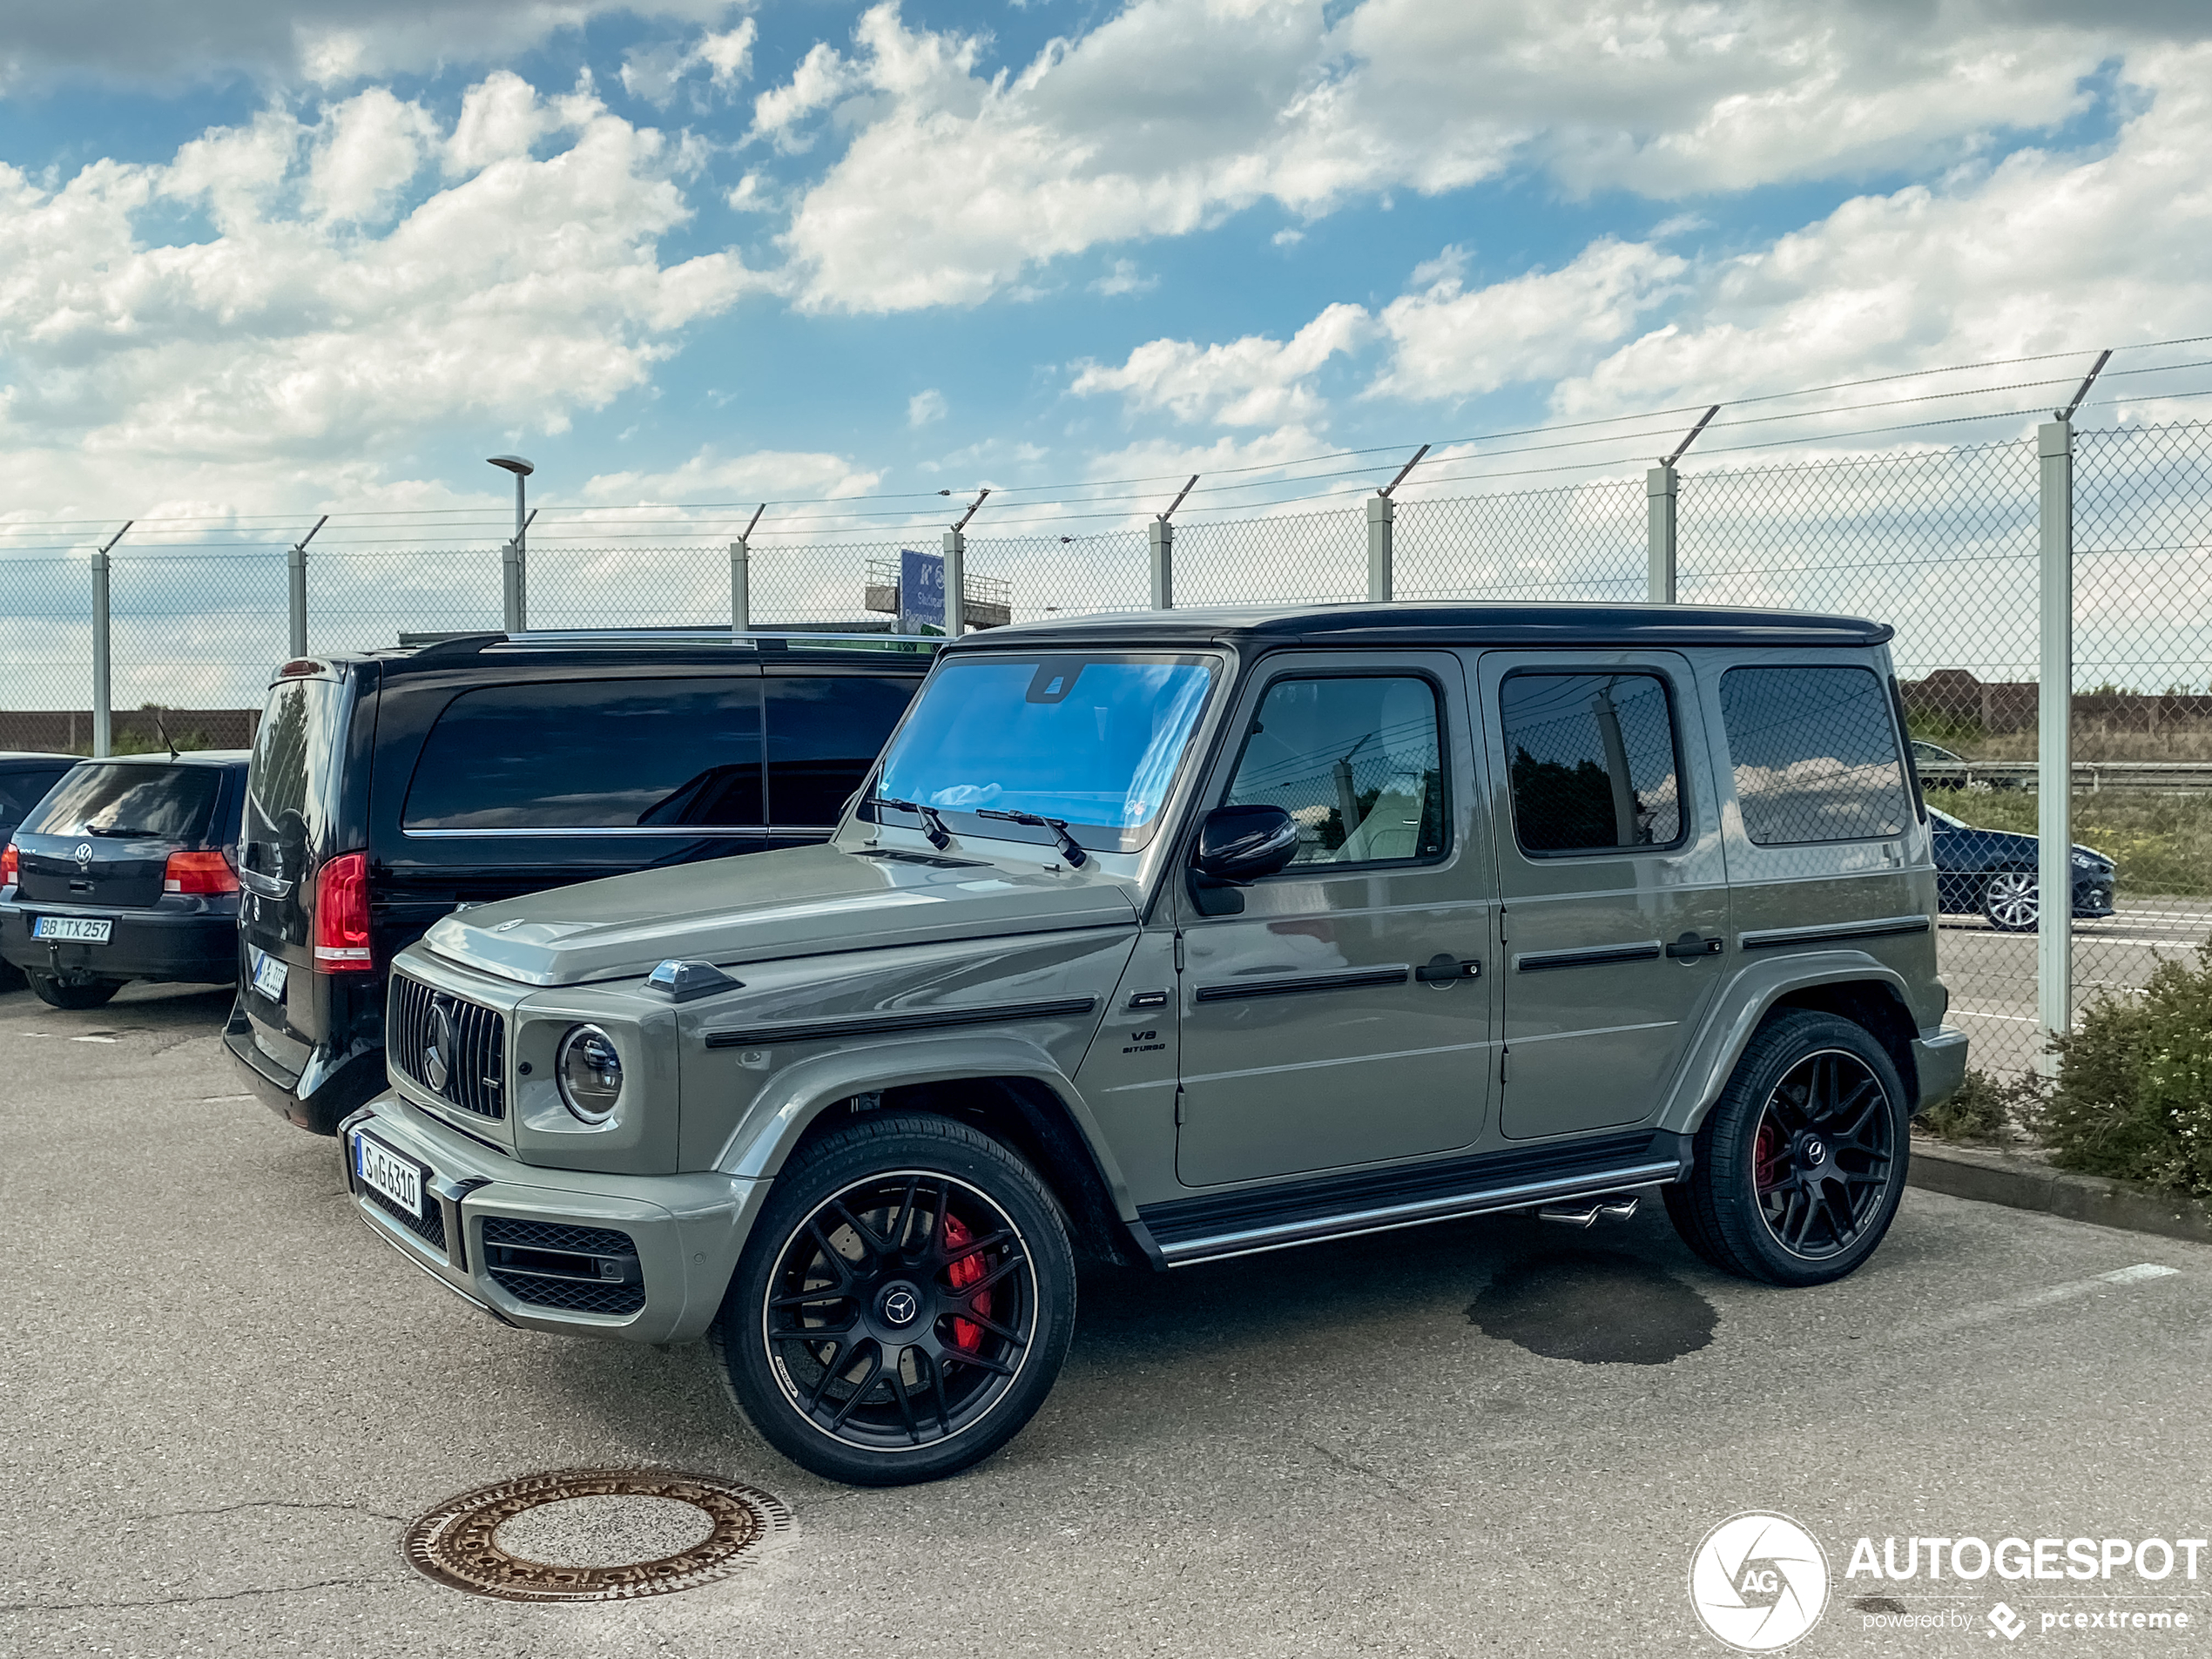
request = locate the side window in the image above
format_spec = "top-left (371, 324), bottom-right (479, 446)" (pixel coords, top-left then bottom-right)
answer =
top-left (0, 766), bottom-right (70, 821)
top-left (1223, 676), bottom-right (1447, 867)
top-left (1500, 671), bottom-right (1683, 855)
top-left (402, 678), bottom-right (764, 830)
top-left (765, 676), bottom-right (918, 826)
top-left (1718, 665), bottom-right (1912, 845)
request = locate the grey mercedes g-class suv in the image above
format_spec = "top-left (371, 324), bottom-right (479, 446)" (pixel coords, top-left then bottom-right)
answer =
top-left (341, 603), bottom-right (1967, 1486)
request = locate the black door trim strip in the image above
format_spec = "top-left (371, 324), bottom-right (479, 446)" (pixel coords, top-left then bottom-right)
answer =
top-left (1192, 965), bottom-right (1411, 1003)
top-left (704, 995), bottom-right (1098, 1049)
top-left (1738, 914), bottom-right (1932, 951)
top-left (1514, 941), bottom-right (1663, 973)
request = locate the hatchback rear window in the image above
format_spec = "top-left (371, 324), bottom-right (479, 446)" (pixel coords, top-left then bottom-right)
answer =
top-left (403, 678), bottom-right (765, 831)
top-left (1717, 665), bottom-right (1912, 845)
top-left (21, 764), bottom-right (222, 842)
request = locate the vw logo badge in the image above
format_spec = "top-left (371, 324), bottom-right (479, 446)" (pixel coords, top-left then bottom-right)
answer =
top-left (73, 842), bottom-right (93, 870)
top-left (423, 1001), bottom-right (456, 1092)
top-left (880, 1286), bottom-right (920, 1327)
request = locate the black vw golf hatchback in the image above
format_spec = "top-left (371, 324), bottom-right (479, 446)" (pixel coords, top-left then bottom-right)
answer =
top-left (225, 629), bottom-right (933, 1134)
top-left (1, 751), bottom-right (251, 1008)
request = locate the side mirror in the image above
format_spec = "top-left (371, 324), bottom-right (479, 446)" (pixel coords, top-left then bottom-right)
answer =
top-left (1193, 804), bottom-right (1298, 887)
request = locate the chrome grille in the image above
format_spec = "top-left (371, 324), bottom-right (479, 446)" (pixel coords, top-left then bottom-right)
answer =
top-left (388, 973), bottom-right (507, 1120)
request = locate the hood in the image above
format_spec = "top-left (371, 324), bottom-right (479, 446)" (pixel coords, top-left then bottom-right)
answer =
top-left (421, 841), bottom-right (1140, 987)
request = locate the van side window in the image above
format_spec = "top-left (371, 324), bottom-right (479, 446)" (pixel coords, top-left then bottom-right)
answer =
top-left (403, 679), bottom-right (765, 831)
top-left (1224, 676), bottom-right (1447, 867)
top-left (1718, 665), bottom-right (1912, 845)
top-left (1500, 671), bottom-right (1683, 854)
top-left (765, 676), bottom-right (918, 827)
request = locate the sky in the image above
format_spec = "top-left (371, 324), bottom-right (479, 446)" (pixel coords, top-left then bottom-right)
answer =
top-left (3, 0), bottom-right (2212, 554)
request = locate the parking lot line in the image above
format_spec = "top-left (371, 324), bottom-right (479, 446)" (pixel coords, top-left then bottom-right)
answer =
top-left (1920, 1263), bottom-right (2180, 1339)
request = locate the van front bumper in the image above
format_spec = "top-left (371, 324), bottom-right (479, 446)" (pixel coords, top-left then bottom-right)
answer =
top-left (338, 1092), bottom-right (764, 1345)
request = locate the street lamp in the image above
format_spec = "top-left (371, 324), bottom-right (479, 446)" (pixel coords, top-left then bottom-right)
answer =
top-left (487, 455), bottom-right (535, 631)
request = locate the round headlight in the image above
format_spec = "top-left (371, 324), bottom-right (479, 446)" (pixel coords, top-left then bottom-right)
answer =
top-left (556, 1024), bottom-right (624, 1123)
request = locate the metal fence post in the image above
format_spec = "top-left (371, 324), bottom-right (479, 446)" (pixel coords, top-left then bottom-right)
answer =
top-left (1366, 494), bottom-right (1394, 602)
top-left (91, 546), bottom-right (112, 758)
top-left (730, 540), bottom-right (750, 633)
top-left (502, 538), bottom-right (525, 632)
top-left (287, 515), bottom-right (326, 659)
top-left (942, 529), bottom-right (965, 637)
top-left (1149, 518), bottom-right (1173, 610)
top-left (2036, 419), bottom-right (2074, 1076)
top-left (1647, 463), bottom-right (1678, 604)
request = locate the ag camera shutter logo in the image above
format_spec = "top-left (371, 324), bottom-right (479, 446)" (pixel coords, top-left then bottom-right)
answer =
top-left (1689, 1512), bottom-right (1831, 1650)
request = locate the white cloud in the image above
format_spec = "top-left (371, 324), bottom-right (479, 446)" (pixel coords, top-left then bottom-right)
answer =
top-left (1372, 238), bottom-right (1688, 401)
top-left (1071, 303), bottom-right (1370, 427)
top-left (770, 0), bottom-right (2167, 313)
top-left (621, 17), bottom-right (758, 106)
top-left (908, 388), bottom-right (948, 427)
top-left (1089, 259), bottom-right (1157, 297)
top-left (580, 447), bottom-right (881, 504)
top-left (0, 76), bottom-right (765, 519)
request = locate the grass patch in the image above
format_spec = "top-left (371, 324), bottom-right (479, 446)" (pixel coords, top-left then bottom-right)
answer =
top-left (1925, 786), bottom-right (2212, 898)
top-left (1917, 1067), bottom-right (2044, 1147)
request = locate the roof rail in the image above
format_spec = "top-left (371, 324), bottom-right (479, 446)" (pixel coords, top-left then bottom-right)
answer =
top-left (395, 631), bottom-right (508, 657)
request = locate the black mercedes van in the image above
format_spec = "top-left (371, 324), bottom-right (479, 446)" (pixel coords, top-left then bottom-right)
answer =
top-left (225, 629), bottom-right (933, 1133)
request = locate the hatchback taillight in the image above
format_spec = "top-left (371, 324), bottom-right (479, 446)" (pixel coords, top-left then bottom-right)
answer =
top-left (1, 842), bottom-right (16, 887)
top-left (313, 851), bottom-right (372, 970)
top-left (164, 849), bottom-right (239, 895)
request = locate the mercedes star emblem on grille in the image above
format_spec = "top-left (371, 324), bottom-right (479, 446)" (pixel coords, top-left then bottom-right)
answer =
top-left (424, 1000), bottom-right (456, 1092)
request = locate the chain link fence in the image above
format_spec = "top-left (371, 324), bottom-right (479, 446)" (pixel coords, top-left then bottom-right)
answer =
top-left (4, 420), bottom-right (2209, 1068)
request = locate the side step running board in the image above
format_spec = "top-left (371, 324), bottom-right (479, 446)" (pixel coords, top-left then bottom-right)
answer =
top-left (1537, 1193), bottom-right (1641, 1228)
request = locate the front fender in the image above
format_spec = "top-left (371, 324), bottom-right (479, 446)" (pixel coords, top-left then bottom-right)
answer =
top-left (1658, 952), bottom-right (1918, 1136)
top-left (711, 1031), bottom-right (1136, 1216)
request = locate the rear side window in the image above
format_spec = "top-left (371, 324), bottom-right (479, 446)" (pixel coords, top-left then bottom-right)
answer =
top-left (0, 765), bottom-right (71, 822)
top-left (403, 678), bottom-right (765, 831)
top-left (1500, 671), bottom-right (1683, 854)
top-left (765, 676), bottom-right (917, 826)
top-left (1718, 665), bottom-right (1912, 845)
top-left (249, 676), bottom-right (347, 850)
top-left (1223, 676), bottom-right (1448, 867)
top-left (21, 764), bottom-right (221, 841)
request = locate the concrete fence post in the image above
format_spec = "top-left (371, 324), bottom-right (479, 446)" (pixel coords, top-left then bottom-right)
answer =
top-left (730, 539), bottom-right (751, 634)
top-left (91, 546), bottom-right (112, 759)
top-left (1647, 463), bottom-right (1678, 604)
top-left (287, 542), bottom-right (309, 658)
top-left (1149, 517), bottom-right (1173, 610)
top-left (2036, 418), bottom-right (2075, 1076)
top-left (942, 529), bottom-right (966, 637)
top-left (1366, 494), bottom-right (1394, 602)
top-left (502, 538), bottom-right (526, 633)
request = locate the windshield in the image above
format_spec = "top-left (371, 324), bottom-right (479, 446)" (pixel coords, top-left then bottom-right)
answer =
top-left (874, 653), bottom-right (1217, 852)
top-left (21, 764), bottom-right (222, 842)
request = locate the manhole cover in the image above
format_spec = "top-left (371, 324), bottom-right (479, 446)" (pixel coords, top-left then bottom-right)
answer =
top-left (403, 1469), bottom-right (792, 1602)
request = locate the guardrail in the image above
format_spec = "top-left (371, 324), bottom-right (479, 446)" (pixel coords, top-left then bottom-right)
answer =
top-left (1921, 761), bottom-right (2212, 792)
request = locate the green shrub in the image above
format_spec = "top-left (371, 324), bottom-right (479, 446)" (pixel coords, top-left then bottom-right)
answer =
top-left (2038, 941), bottom-right (2212, 1197)
top-left (1918, 1067), bottom-right (2044, 1145)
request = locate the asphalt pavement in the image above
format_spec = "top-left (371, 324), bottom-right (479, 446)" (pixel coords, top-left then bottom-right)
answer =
top-left (4, 979), bottom-right (2211, 1658)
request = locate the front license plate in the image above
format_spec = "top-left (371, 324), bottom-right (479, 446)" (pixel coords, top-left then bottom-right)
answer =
top-left (248, 946), bottom-right (288, 1001)
top-left (31, 915), bottom-right (111, 944)
top-left (353, 1131), bottom-right (425, 1219)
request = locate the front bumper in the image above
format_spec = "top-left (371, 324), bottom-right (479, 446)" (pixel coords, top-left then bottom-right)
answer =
top-left (2071, 876), bottom-right (2115, 919)
top-left (0, 891), bottom-right (238, 983)
top-left (1912, 1024), bottom-right (1971, 1114)
top-left (339, 1091), bottom-right (763, 1345)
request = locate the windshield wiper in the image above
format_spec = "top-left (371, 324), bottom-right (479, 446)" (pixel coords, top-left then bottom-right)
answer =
top-left (84, 826), bottom-right (160, 838)
top-left (867, 790), bottom-right (951, 850)
top-left (976, 808), bottom-right (1089, 868)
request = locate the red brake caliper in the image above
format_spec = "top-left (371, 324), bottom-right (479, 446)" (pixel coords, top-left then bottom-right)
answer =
top-left (943, 1211), bottom-right (989, 1352)
top-left (1754, 1121), bottom-right (1783, 1193)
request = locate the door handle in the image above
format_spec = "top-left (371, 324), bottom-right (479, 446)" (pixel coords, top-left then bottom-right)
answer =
top-left (1415, 953), bottom-right (1481, 983)
top-left (1665, 932), bottom-right (1723, 961)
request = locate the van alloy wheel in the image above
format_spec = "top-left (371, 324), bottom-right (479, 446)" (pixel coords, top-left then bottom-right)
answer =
top-left (762, 1172), bottom-right (1036, 1451)
top-left (1750, 1050), bottom-right (1896, 1261)
top-left (1980, 870), bottom-right (2040, 932)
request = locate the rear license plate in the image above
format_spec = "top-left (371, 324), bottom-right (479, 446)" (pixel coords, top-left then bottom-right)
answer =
top-left (352, 1130), bottom-right (425, 1219)
top-left (248, 946), bottom-right (288, 1001)
top-left (31, 915), bottom-right (111, 944)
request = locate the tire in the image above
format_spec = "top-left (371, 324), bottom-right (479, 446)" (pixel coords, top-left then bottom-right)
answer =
top-left (26, 971), bottom-right (124, 1009)
top-left (1664, 1009), bottom-right (1910, 1287)
top-left (1980, 869), bottom-right (2040, 932)
top-left (714, 1111), bottom-right (1077, 1487)
top-left (0, 958), bottom-right (24, 994)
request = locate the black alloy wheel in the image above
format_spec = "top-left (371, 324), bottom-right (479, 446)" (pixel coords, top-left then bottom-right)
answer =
top-left (1665, 1009), bottom-right (1910, 1287)
top-left (716, 1112), bottom-right (1076, 1487)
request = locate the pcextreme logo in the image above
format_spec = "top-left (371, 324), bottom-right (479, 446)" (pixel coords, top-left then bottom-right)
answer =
top-left (1689, 1512), bottom-right (1831, 1651)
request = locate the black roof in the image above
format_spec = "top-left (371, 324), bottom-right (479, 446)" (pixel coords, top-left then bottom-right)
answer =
top-left (282, 627), bottom-right (941, 685)
top-left (78, 750), bottom-right (252, 765)
top-left (942, 602), bottom-right (1892, 652)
